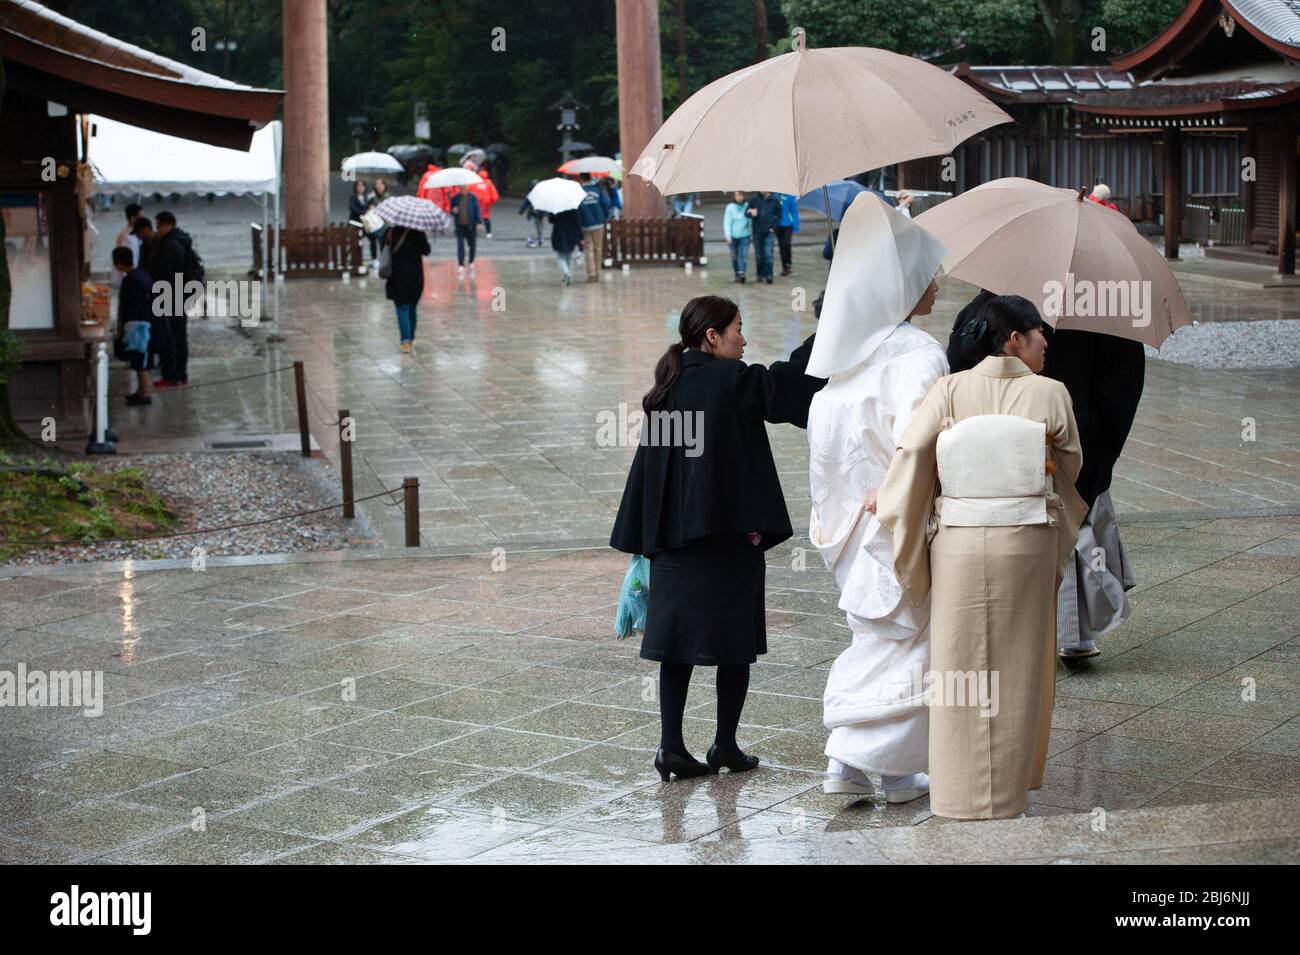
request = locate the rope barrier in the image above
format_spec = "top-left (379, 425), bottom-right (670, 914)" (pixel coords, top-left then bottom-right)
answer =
top-left (147, 364), bottom-right (296, 393)
top-left (302, 379), bottom-right (343, 426)
top-left (0, 486), bottom-right (404, 548)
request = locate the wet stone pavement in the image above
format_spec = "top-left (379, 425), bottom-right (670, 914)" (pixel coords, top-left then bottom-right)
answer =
top-left (106, 252), bottom-right (1300, 549)
top-left (8, 250), bottom-right (1300, 863)
top-left (0, 522), bottom-right (1297, 864)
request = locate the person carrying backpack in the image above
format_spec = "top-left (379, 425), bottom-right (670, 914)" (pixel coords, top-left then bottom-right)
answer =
top-left (147, 210), bottom-right (203, 385)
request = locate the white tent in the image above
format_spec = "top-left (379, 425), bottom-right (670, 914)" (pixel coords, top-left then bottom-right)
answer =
top-left (84, 115), bottom-right (282, 289)
top-left (87, 115), bottom-right (281, 197)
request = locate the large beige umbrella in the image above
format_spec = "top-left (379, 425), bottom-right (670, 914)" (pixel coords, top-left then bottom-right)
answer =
top-left (915, 178), bottom-right (1191, 347)
top-left (630, 39), bottom-right (1011, 198)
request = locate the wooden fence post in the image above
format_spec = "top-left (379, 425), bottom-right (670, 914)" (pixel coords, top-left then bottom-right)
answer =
top-left (293, 361), bottom-right (310, 457)
top-left (403, 477), bottom-right (420, 547)
top-left (339, 408), bottom-right (354, 518)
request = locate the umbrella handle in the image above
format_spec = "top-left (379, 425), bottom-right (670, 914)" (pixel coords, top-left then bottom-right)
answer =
top-left (823, 183), bottom-right (836, 253)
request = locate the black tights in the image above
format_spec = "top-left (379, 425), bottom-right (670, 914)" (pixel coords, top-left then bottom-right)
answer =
top-left (658, 661), bottom-right (750, 754)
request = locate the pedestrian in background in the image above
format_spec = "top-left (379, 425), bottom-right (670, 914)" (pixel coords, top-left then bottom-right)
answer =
top-left (384, 225), bottom-right (430, 353)
top-left (111, 245), bottom-right (155, 406)
top-left (748, 191), bottom-right (782, 284)
top-left (146, 210), bottom-right (200, 386)
top-left (449, 184), bottom-right (482, 278)
top-left (519, 180), bottom-right (545, 248)
top-left (577, 172), bottom-right (610, 282)
top-left (475, 168), bottom-right (500, 238)
top-left (349, 179), bottom-right (382, 264)
top-left (110, 201), bottom-right (143, 287)
top-left (550, 208), bottom-right (582, 286)
top-left (776, 193), bottom-right (800, 276)
top-left (673, 192), bottom-right (699, 216)
top-left (723, 190), bottom-right (752, 283)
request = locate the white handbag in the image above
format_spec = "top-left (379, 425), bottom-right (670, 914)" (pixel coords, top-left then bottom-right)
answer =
top-left (361, 210), bottom-right (385, 235)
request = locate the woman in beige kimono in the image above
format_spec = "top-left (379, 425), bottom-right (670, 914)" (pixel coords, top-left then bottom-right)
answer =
top-left (876, 295), bottom-right (1087, 820)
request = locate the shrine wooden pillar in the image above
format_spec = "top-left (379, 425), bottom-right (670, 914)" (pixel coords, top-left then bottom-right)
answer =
top-left (1163, 125), bottom-right (1182, 259)
top-left (1278, 121), bottom-right (1296, 274)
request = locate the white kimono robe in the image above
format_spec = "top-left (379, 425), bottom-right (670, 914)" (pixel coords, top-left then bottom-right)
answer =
top-left (808, 322), bottom-right (948, 776)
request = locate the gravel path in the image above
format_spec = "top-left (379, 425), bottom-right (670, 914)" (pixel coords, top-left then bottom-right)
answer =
top-left (1148, 319), bottom-right (1300, 369)
top-left (3, 451), bottom-right (376, 566)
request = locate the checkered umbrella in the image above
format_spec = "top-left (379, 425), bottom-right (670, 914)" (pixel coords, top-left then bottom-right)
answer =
top-left (374, 195), bottom-right (450, 233)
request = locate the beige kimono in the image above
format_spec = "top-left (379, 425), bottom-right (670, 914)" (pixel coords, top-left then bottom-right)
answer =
top-left (877, 355), bottom-right (1087, 819)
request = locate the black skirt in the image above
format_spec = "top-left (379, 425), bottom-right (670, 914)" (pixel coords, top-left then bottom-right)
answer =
top-left (641, 534), bottom-right (766, 666)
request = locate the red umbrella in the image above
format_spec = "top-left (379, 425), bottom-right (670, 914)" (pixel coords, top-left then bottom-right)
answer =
top-left (557, 158), bottom-right (609, 178)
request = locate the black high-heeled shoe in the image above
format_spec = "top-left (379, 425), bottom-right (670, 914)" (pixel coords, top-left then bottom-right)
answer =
top-left (654, 747), bottom-right (711, 781)
top-left (706, 743), bottom-right (760, 774)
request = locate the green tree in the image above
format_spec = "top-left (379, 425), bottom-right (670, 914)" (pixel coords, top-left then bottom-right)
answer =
top-left (776, 0), bottom-right (1050, 61)
top-left (1095, 0), bottom-right (1186, 54)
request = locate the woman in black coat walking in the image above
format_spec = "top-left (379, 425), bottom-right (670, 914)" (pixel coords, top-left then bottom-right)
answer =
top-left (611, 295), bottom-right (824, 780)
top-left (384, 225), bottom-right (430, 353)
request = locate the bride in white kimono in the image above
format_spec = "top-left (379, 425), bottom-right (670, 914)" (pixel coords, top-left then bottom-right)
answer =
top-left (806, 194), bottom-right (950, 801)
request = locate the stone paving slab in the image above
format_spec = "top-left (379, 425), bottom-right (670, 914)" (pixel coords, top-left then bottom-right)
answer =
top-left (1, 521), bottom-right (1296, 864)
top-left (98, 254), bottom-right (1300, 553)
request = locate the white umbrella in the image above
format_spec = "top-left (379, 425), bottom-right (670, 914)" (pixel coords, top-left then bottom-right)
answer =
top-left (424, 167), bottom-right (482, 188)
top-left (527, 177), bottom-right (587, 214)
top-left (342, 151), bottom-right (404, 176)
top-left (914, 178), bottom-right (1191, 347)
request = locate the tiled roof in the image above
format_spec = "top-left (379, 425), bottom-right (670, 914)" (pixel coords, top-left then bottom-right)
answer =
top-left (1230, 0), bottom-right (1300, 48)
top-left (1080, 79), bottom-right (1296, 108)
top-left (0, 0), bottom-right (275, 94)
top-left (962, 65), bottom-right (1137, 93)
top-left (952, 64), bottom-right (1138, 103)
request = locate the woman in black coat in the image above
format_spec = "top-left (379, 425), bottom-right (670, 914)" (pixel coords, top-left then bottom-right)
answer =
top-left (384, 225), bottom-right (430, 353)
top-left (611, 295), bottom-right (824, 780)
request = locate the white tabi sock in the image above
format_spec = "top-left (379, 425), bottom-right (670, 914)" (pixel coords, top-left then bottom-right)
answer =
top-left (881, 772), bottom-right (929, 792)
top-left (827, 758), bottom-right (871, 784)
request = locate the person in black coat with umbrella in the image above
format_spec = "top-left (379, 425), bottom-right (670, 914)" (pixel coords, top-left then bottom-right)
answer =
top-left (384, 225), bottom-right (430, 353)
top-left (611, 295), bottom-right (825, 780)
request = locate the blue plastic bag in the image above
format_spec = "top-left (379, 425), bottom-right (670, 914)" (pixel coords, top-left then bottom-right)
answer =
top-left (614, 554), bottom-right (650, 639)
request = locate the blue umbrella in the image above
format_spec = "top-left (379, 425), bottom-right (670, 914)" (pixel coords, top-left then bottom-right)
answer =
top-left (799, 180), bottom-right (893, 221)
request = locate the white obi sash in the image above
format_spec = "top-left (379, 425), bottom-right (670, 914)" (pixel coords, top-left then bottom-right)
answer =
top-left (936, 415), bottom-right (1052, 527)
